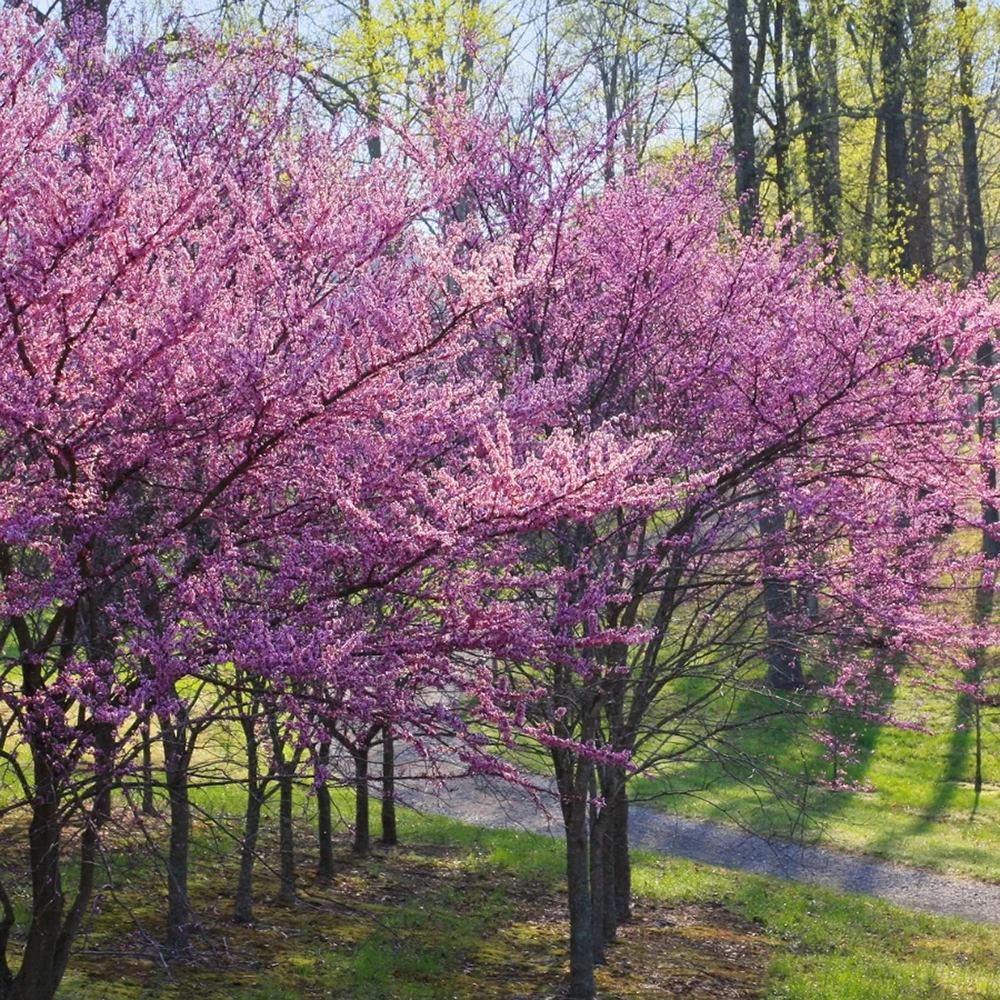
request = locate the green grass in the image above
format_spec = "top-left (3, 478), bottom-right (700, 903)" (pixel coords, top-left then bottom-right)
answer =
top-left (33, 789), bottom-right (1000, 1000)
top-left (631, 672), bottom-right (1000, 882)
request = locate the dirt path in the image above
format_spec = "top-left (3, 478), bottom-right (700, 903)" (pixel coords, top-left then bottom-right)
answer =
top-left (402, 772), bottom-right (1000, 926)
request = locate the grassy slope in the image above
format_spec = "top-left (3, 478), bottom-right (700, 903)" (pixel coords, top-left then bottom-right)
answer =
top-left (43, 791), bottom-right (1000, 1000)
top-left (632, 670), bottom-right (1000, 882)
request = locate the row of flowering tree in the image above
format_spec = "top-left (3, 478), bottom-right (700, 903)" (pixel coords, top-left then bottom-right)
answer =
top-left (1, 12), bottom-right (998, 1000)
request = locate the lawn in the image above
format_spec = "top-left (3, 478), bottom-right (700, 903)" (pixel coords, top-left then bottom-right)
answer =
top-left (34, 792), bottom-right (1000, 1000)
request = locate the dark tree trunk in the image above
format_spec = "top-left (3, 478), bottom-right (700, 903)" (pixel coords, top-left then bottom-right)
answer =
top-left (816, 3), bottom-right (842, 209)
top-left (234, 721), bottom-right (264, 924)
top-left (599, 797), bottom-right (617, 945)
top-left (14, 755), bottom-right (67, 1000)
top-left (0, 874), bottom-right (13, 995)
top-left (956, 0), bottom-right (987, 277)
top-left (727, 0), bottom-right (800, 690)
top-left (316, 742), bottom-right (335, 880)
top-left (726, 0), bottom-right (759, 231)
top-left (880, 0), bottom-right (911, 272)
top-left (760, 510), bottom-right (804, 689)
top-left (588, 776), bottom-right (607, 965)
top-left (611, 778), bottom-right (631, 923)
top-left (3, 620), bottom-right (113, 1000)
top-left (353, 747), bottom-right (370, 856)
top-left (787, 0), bottom-right (841, 247)
top-left (162, 719), bottom-right (194, 954)
top-left (560, 763), bottom-right (595, 1000)
top-left (771, 0), bottom-right (794, 219)
top-left (278, 758), bottom-right (296, 904)
top-left (379, 728), bottom-right (398, 846)
top-left (140, 725), bottom-right (156, 816)
top-left (861, 117), bottom-right (885, 273)
top-left (234, 786), bottom-right (264, 923)
top-left (907, 0), bottom-right (933, 275)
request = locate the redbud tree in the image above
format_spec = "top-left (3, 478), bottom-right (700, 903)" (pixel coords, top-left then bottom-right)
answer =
top-left (445, 116), bottom-right (999, 997)
top-left (0, 15), bottom-right (635, 996)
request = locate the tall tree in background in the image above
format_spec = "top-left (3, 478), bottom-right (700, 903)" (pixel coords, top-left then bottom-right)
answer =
top-left (725, 0), bottom-right (803, 690)
top-left (955, 0), bottom-right (995, 796)
top-left (786, 0), bottom-right (841, 248)
top-left (880, 0), bottom-right (911, 272)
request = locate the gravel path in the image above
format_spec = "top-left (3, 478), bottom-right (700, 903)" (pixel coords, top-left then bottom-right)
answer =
top-left (402, 771), bottom-right (1000, 926)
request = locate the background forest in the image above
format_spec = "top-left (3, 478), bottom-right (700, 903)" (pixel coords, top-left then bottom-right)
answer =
top-left (159, 0), bottom-right (1000, 280)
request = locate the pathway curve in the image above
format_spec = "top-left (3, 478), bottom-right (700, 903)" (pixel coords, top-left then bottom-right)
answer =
top-left (402, 772), bottom-right (1000, 926)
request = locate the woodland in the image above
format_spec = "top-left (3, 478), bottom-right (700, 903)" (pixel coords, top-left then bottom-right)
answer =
top-left (3, 0), bottom-right (1000, 998)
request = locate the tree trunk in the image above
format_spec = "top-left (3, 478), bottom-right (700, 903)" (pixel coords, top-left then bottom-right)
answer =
top-left (861, 117), bottom-right (885, 273)
top-left (588, 776), bottom-right (607, 965)
top-left (726, 0), bottom-right (759, 230)
top-left (771, 0), bottom-right (794, 219)
top-left (353, 746), bottom-right (370, 856)
top-left (760, 510), bottom-right (804, 689)
top-left (727, 1), bottom-right (800, 690)
top-left (880, 0), bottom-right (911, 272)
top-left (956, 0), bottom-right (987, 277)
top-left (815, 1), bottom-right (842, 219)
top-left (278, 759), bottom-right (296, 904)
top-left (600, 797), bottom-right (617, 945)
top-left (611, 778), bottom-right (631, 923)
top-left (140, 725), bottom-right (156, 816)
top-left (379, 728), bottom-right (398, 846)
top-left (787, 0), bottom-right (841, 247)
top-left (13, 756), bottom-right (66, 1000)
top-left (316, 742), bottom-right (335, 880)
top-left (234, 721), bottom-right (263, 924)
top-left (162, 720), bottom-right (194, 954)
top-left (907, 0), bottom-right (934, 275)
top-left (562, 768), bottom-right (595, 999)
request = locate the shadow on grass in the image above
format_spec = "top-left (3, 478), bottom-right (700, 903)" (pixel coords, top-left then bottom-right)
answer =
top-left (633, 660), bottom-right (899, 845)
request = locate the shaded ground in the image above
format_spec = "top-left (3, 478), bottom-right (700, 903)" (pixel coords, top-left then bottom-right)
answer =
top-left (59, 836), bottom-right (770, 1000)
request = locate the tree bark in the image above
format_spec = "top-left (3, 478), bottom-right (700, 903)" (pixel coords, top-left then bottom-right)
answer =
top-left (161, 718), bottom-right (194, 954)
top-left (611, 778), bottom-right (631, 923)
top-left (787, 0), bottom-right (841, 246)
top-left (880, 0), bottom-right (911, 272)
top-left (379, 728), bottom-right (398, 846)
top-left (771, 0), bottom-right (794, 219)
top-left (278, 754), bottom-right (296, 904)
top-left (316, 742), bottom-right (335, 880)
top-left (140, 724), bottom-right (156, 816)
top-left (861, 117), bottom-right (885, 273)
top-left (353, 746), bottom-right (371, 856)
top-left (760, 511), bottom-right (804, 689)
top-left (15, 755), bottom-right (66, 1000)
top-left (726, 0), bottom-right (759, 231)
top-left (907, 0), bottom-right (934, 275)
top-left (726, 0), bottom-right (800, 690)
top-left (560, 760), bottom-right (595, 1000)
top-left (234, 719), bottom-right (264, 924)
top-left (956, 0), bottom-right (987, 276)
top-left (588, 775), bottom-right (607, 965)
